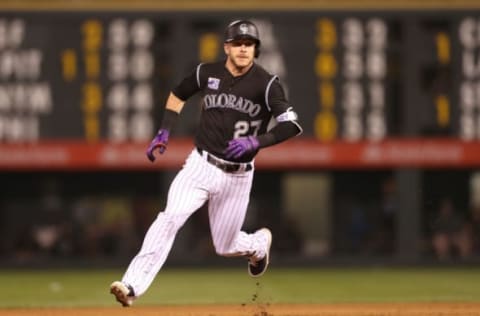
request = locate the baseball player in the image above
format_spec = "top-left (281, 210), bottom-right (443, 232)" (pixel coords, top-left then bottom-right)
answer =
top-left (110, 19), bottom-right (302, 307)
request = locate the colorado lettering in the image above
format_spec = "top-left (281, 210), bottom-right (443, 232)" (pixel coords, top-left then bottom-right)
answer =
top-left (204, 93), bottom-right (261, 117)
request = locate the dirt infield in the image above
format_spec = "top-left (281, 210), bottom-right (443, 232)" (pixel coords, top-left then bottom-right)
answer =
top-left (1, 303), bottom-right (480, 316)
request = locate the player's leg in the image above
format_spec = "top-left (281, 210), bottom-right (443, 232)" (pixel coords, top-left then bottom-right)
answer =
top-left (208, 170), bottom-right (272, 276)
top-left (113, 150), bottom-right (212, 302)
top-left (208, 171), bottom-right (252, 256)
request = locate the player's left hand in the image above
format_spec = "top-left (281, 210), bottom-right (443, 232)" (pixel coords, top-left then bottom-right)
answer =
top-left (224, 136), bottom-right (259, 159)
top-left (146, 129), bottom-right (170, 162)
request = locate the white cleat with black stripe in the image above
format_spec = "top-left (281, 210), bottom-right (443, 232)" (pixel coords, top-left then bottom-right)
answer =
top-left (110, 281), bottom-right (135, 307)
top-left (248, 228), bottom-right (272, 277)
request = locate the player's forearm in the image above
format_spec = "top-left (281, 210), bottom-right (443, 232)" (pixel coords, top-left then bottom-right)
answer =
top-left (165, 92), bottom-right (185, 113)
top-left (256, 121), bottom-right (302, 148)
top-left (160, 92), bottom-right (185, 131)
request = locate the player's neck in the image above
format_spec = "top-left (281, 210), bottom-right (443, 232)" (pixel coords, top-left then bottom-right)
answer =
top-left (225, 59), bottom-right (253, 77)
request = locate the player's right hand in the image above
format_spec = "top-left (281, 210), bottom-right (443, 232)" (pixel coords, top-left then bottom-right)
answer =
top-left (146, 129), bottom-right (169, 162)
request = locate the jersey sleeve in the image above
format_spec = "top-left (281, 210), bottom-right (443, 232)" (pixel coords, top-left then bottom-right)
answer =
top-left (265, 77), bottom-right (303, 137)
top-left (171, 64), bottom-right (203, 101)
top-left (267, 78), bottom-right (298, 121)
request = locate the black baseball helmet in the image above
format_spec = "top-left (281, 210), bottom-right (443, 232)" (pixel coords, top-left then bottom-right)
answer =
top-left (224, 20), bottom-right (261, 58)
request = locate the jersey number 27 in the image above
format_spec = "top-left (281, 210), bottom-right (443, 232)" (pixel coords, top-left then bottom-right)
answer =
top-left (234, 120), bottom-right (262, 139)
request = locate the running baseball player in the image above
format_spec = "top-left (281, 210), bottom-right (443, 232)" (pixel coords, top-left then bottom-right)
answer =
top-left (110, 19), bottom-right (302, 307)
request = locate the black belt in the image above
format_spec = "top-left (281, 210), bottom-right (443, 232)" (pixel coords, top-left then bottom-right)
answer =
top-left (197, 148), bottom-right (252, 173)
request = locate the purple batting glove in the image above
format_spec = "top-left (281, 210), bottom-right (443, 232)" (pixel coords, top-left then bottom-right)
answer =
top-left (146, 129), bottom-right (169, 162)
top-left (224, 136), bottom-right (259, 159)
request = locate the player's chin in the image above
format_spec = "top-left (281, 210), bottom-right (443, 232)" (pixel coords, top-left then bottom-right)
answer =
top-left (234, 58), bottom-right (253, 68)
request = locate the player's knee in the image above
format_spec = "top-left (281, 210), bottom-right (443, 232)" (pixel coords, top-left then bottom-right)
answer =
top-left (215, 249), bottom-right (234, 257)
top-left (214, 243), bottom-right (240, 257)
top-left (213, 246), bottom-right (226, 257)
top-left (211, 243), bottom-right (229, 257)
top-left (154, 212), bottom-right (188, 234)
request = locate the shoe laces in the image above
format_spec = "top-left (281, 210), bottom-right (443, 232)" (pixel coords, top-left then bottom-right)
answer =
top-left (248, 251), bottom-right (259, 266)
top-left (249, 239), bottom-right (267, 262)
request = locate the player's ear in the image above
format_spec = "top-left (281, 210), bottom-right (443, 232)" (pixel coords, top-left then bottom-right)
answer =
top-left (224, 43), bottom-right (229, 55)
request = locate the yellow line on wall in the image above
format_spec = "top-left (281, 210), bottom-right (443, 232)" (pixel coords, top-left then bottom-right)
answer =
top-left (1, 0), bottom-right (480, 11)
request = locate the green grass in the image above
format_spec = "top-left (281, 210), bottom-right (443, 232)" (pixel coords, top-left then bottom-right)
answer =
top-left (0, 267), bottom-right (479, 308)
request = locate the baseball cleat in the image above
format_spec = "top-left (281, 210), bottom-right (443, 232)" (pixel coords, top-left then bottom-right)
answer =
top-left (110, 281), bottom-right (135, 307)
top-left (248, 228), bottom-right (272, 277)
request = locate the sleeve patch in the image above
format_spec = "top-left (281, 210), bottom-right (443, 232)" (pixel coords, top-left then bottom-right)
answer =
top-left (276, 108), bottom-right (298, 122)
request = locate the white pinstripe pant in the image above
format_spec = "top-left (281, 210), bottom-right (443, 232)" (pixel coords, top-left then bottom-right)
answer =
top-left (122, 149), bottom-right (265, 296)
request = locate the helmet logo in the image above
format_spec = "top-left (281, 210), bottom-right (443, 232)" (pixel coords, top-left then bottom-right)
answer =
top-left (239, 23), bottom-right (249, 34)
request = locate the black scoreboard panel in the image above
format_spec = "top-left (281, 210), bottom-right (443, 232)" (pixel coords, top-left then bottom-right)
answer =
top-left (307, 15), bottom-right (402, 141)
top-left (454, 16), bottom-right (480, 141)
top-left (0, 11), bottom-right (479, 144)
top-left (0, 13), bottom-right (174, 141)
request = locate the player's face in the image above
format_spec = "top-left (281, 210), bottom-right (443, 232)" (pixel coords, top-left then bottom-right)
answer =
top-left (224, 39), bottom-right (256, 71)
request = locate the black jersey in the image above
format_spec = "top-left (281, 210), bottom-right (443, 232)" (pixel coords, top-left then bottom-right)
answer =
top-left (172, 61), bottom-right (292, 162)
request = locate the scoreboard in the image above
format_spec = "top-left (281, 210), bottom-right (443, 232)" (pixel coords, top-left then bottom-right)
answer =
top-left (0, 15), bottom-right (169, 142)
top-left (1, 10), bottom-right (480, 169)
top-left (312, 17), bottom-right (395, 142)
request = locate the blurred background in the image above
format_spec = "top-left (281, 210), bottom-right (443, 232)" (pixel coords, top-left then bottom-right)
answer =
top-left (1, 0), bottom-right (480, 269)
